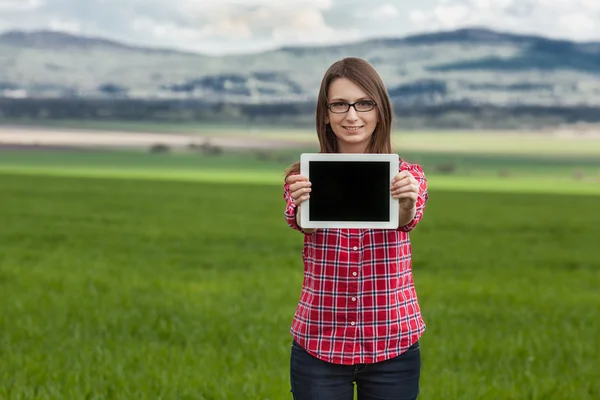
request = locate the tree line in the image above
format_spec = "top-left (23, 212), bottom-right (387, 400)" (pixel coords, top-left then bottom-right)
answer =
top-left (1, 98), bottom-right (599, 129)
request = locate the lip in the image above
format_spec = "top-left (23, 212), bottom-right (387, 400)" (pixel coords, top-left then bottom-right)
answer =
top-left (343, 125), bottom-right (363, 131)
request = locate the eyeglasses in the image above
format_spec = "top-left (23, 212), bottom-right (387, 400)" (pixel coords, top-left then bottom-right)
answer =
top-left (327, 100), bottom-right (377, 114)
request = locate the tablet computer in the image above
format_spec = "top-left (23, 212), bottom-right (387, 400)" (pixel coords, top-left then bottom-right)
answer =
top-left (299, 153), bottom-right (399, 229)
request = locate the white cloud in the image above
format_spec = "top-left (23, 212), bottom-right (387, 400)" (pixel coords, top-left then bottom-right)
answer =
top-left (0, 0), bottom-right (43, 11)
top-left (559, 14), bottom-right (597, 34)
top-left (410, 0), bottom-right (600, 41)
top-left (433, 4), bottom-right (470, 28)
top-left (131, 17), bottom-right (207, 41)
top-left (1, 0), bottom-right (600, 54)
top-left (129, 0), bottom-right (337, 53)
top-left (580, 0), bottom-right (600, 10)
top-left (48, 18), bottom-right (81, 34)
top-left (370, 4), bottom-right (399, 19)
top-left (408, 10), bottom-right (429, 25)
top-left (173, 0), bottom-right (333, 26)
top-left (132, 16), bottom-right (254, 42)
top-left (271, 8), bottom-right (334, 42)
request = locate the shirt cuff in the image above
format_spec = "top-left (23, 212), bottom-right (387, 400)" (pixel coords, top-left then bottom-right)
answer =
top-left (284, 196), bottom-right (305, 233)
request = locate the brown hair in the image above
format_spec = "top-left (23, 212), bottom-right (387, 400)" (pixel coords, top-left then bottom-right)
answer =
top-left (284, 57), bottom-right (394, 180)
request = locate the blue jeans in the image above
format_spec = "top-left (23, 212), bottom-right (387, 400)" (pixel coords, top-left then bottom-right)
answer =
top-left (290, 340), bottom-right (421, 400)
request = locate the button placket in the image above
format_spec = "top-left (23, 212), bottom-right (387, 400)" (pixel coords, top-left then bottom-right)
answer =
top-left (348, 229), bottom-right (361, 329)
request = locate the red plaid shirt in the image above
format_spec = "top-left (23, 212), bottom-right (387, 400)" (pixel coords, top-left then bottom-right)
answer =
top-left (283, 160), bottom-right (428, 365)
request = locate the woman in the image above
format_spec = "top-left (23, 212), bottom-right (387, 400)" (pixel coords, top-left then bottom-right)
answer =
top-left (283, 57), bottom-right (429, 400)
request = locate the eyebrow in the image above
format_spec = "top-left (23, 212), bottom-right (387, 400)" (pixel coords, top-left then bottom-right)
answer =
top-left (329, 97), bottom-right (373, 102)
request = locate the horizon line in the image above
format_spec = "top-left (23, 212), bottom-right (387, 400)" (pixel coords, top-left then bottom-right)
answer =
top-left (1, 25), bottom-right (599, 57)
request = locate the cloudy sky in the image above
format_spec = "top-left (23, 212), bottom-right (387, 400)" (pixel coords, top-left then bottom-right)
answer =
top-left (1, 0), bottom-right (599, 55)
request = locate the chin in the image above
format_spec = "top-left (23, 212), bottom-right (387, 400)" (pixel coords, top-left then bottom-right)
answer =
top-left (342, 133), bottom-right (370, 142)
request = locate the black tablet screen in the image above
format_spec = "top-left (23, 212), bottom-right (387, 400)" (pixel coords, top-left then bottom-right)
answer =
top-left (309, 161), bottom-right (390, 222)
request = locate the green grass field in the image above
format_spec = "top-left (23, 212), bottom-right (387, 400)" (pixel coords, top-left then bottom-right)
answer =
top-left (0, 171), bottom-right (598, 399)
top-left (0, 149), bottom-right (599, 195)
top-left (1, 125), bottom-right (599, 399)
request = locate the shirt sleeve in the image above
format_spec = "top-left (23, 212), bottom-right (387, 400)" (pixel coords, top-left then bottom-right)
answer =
top-left (398, 162), bottom-right (429, 232)
top-left (283, 179), bottom-right (305, 233)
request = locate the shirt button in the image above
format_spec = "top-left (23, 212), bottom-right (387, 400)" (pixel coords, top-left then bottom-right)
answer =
top-left (350, 322), bottom-right (355, 326)
top-left (353, 246), bottom-right (358, 251)
top-left (352, 272), bottom-right (357, 276)
top-left (351, 297), bottom-right (357, 302)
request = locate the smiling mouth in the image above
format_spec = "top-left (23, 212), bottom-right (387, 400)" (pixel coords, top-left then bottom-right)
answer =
top-left (343, 126), bottom-right (363, 131)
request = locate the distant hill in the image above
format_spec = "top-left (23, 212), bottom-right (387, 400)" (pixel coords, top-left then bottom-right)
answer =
top-left (1, 27), bottom-right (600, 128)
top-left (0, 30), bottom-right (197, 55)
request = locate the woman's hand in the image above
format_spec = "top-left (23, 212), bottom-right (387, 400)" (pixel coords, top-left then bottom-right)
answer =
top-left (390, 171), bottom-right (419, 211)
top-left (287, 174), bottom-right (312, 206)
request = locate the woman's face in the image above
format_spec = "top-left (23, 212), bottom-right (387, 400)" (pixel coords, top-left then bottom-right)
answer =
top-left (325, 77), bottom-right (378, 153)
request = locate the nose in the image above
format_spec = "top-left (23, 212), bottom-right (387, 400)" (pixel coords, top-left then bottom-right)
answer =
top-left (345, 106), bottom-right (359, 121)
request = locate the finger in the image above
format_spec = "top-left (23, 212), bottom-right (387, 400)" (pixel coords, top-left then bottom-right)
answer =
top-left (291, 187), bottom-right (312, 199)
top-left (294, 194), bottom-right (311, 205)
top-left (290, 181), bottom-right (312, 192)
top-left (393, 194), bottom-right (417, 201)
top-left (391, 177), bottom-right (410, 187)
top-left (393, 192), bottom-right (418, 201)
top-left (392, 172), bottom-right (418, 186)
top-left (392, 184), bottom-right (419, 196)
top-left (393, 177), bottom-right (418, 188)
top-left (392, 171), bottom-right (411, 183)
top-left (390, 177), bottom-right (409, 189)
top-left (394, 173), bottom-right (416, 184)
top-left (288, 173), bottom-right (307, 181)
top-left (391, 179), bottom-right (413, 192)
top-left (394, 173), bottom-right (417, 186)
top-left (287, 174), bottom-right (309, 184)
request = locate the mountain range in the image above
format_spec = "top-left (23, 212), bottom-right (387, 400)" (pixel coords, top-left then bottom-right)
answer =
top-left (1, 27), bottom-right (600, 108)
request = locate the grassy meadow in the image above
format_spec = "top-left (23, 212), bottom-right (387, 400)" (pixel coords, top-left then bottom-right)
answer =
top-left (0, 144), bottom-right (599, 195)
top-left (1, 126), bottom-right (599, 399)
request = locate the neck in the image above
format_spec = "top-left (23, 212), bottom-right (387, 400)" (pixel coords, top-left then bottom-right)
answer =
top-left (337, 141), bottom-right (368, 154)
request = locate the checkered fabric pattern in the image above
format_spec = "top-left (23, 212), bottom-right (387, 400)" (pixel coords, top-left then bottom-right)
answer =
top-left (283, 160), bottom-right (429, 365)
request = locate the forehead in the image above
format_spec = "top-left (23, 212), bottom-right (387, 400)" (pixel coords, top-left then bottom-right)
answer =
top-left (328, 77), bottom-right (370, 100)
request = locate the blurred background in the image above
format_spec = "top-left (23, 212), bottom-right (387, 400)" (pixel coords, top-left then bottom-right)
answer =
top-left (0, 1), bottom-right (599, 399)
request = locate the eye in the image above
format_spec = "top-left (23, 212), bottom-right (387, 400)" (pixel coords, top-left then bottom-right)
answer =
top-left (357, 100), bottom-right (375, 107)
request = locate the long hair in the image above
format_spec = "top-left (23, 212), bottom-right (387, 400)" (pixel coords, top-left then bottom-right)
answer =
top-left (284, 57), bottom-right (394, 180)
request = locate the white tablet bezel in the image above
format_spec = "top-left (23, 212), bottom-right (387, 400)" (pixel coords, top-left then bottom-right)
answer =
top-left (299, 153), bottom-right (400, 229)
